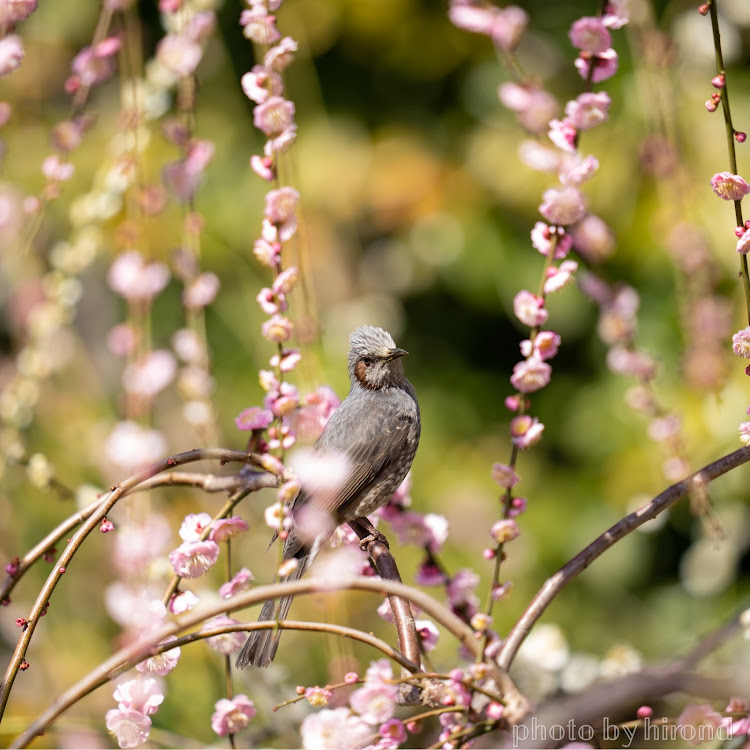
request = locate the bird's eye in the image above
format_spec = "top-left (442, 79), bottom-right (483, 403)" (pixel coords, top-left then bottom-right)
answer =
top-left (361, 357), bottom-right (374, 367)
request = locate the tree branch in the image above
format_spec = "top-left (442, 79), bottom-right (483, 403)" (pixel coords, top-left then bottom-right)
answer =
top-left (497, 446), bottom-right (750, 671)
top-left (0, 448), bottom-right (273, 721)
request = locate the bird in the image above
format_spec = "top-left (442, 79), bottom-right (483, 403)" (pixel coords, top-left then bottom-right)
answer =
top-left (236, 325), bottom-right (421, 668)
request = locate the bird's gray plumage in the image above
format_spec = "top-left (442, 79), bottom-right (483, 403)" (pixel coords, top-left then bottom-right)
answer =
top-left (236, 326), bottom-right (420, 668)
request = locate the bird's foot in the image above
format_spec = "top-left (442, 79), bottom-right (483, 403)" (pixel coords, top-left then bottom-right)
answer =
top-left (358, 529), bottom-right (390, 551)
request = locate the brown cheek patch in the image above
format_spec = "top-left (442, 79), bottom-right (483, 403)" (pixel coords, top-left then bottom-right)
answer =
top-left (354, 360), bottom-right (368, 385)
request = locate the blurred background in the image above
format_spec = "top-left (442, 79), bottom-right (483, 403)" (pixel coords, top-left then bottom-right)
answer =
top-left (1, 0), bottom-right (750, 746)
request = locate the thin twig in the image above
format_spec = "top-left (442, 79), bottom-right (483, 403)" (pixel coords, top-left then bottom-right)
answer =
top-left (0, 448), bottom-right (269, 721)
top-left (497, 446), bottom-right (750, 671)
top-left (10, 577), bottom-right (475, 748)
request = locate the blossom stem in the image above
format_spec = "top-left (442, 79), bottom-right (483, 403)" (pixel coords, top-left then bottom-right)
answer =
top-left (708, 0), bottom-right (750, 320)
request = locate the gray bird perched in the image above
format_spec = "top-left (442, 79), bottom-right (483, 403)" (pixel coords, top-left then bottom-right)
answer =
top-left (236, 325), bottom-right (420, 669)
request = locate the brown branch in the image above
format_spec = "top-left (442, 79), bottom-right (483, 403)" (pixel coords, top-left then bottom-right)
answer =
top-left (515, 668), bottom-right (746, 749)
top-left (10, 576), bottom-right (475, 748)
top-left (0, 465), bottom-right (275, 604)
top-left (348, 518), bottom-right (422, 704)
top-left (497, 446), bottom-right (750, 671)
top-left (0, 447), bottom-right (271, 722)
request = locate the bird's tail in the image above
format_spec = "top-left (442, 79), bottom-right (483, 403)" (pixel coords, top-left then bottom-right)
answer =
top-left (235, 551), bottom-right (314, 669)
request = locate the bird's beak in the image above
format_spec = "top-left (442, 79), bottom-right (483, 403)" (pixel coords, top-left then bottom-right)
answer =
top-left (384, 347), bottom-right (408, 362)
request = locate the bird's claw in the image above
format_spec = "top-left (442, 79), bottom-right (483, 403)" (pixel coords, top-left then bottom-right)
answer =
top-left (358, 530), bottom-right (390, 550)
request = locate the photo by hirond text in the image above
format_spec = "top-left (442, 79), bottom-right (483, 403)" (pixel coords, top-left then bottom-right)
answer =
top-left (512, 717), bottom-right (733, 748)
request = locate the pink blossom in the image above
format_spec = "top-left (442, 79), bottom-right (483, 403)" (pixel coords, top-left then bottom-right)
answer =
top-left (240, 7), bottom-right (281, 44)
top-left (539, 186), bottom-right (586, 226)
top-left (163, 140), bottom-right (215, 201)
top-left (273, 266), bottom-right (299, 295)
top-left (732, 327), bottom-right (750, 358)
top-left (446, 568), bottom-right (480, 614)
top-left (202, 615), bottom-right (246, 654)
top-left (179, 512), bottom-right (213, 542)
top-left (548, 118), bottom-right (577, 153)
top-left (168, 539), bottom-right (219, 578)
top-left (606, 346), bottom-right (656, 378)
top-left (135, 637), bottom-right (181, 676)
top-left (270, 347), bottom-right (302, 373)
top-left (107, 251), bottom-right (169, 301)
top-left (574, 48), bottom-right (619, 84)
top-left (737, 228), bottom-right (750, 254)
top-left (210, 517), bottom-right (249, 543)
top-left (415, 619), bottom-right (439, 652)
top-left (105, 708), bottom-right (151, 749)
top-left (253, 237), bottom-right (281, 267)
top-left (415, 558), bottom-right (447, 585)
top-left (169, 590), bottom-right (198, 614)
top-left (498, 82), bottom-right (559, 134)
top-left (383, 509), bottom-right (449, 552)
top-left (241, 65), bottom-right (282, 104)
top-left (676, 704), bottom-right (723, 743)
top-left (264, 125), bottom-right (297, 155)
top-left (157, 34), bottom-right (202, 78)
top-left (491, 462), bottom-right (519, 488)
top-left (113, 677), bottom-right (164, 716)
top-left (490, 5), bottom-right (528, 50)
top-left (104, 421), bottom-right (167, 473)
top-left (266, 380), bottom-right (299, 416)
top-left (379, 718), bottom-right (407, 745)
top-left (286, 386), bottom-right (341, 440)
top-left (71, 44), bottom-right (116, 87)
top-left (108, 323), bottom-right (138, 357)
top-left (184, 10), bottom-right (216, 42)
top-left (510, 415), bottom-right (544, 449)
top-left (711, 171), bottom-right (750, 201)
top-left (569, 17), bottom-right (612, 55)
top-left (262, 314), bottom-right (294, 343)
top-left (603, 0), bottom-right (630, 29)
top-left (123, 350), bottom-right (177, 398)
top-left (183, 271), bottom-right (220, 309)
top-left (565, 91), bottom-right (611, 130)
top-left (41, 154), bottom-right (74, 182)
top-left (0, 0), bottom-right (37, 25)
top-left (264, 36), bottom-right (298, 72)
top-left (510, 356), bottom-right (552, 393)
top-left (490, 516), bottom-right (521, 544)
top-left (544, 259), bottom-right (579, 294)
top-left (219, 567), bottom-right (255, 599)
top-left (235, 406), bottom-right (273, 431)
top-left (518, 140), bottom-right (562, 172)
top-left (572, 214), bottom-right (615, 262)
top-left (211, 694), bottom-right (256, 736)
top-left (559, 153), bottom-right (599, 186)
top-left (304, 686), bottom-right (333, 707)
top-left (254, 95), bottom-right (295, 136)
top-left (521, 330), bottom-right (561, 360)
top-left (0, 34), bottom-right (23, 77)
top-left (740, 422), bottom-right (750, 446)
top-left (350, 660), bottom-right (398, 725)
top-left (300, 708), bottom-right (371, 750)
top-left (530, 222), bottom-right (572, 259)
top-left (265, 500), bottom-right (291, 530)
top-left (513, 290), bottom-right (548, 327)
top-left (264, 186), bottom-right (300, 240)
top-left (250, 154), bottom-right (275, 181)
top-left (449, 3), bottom-right (528, 50)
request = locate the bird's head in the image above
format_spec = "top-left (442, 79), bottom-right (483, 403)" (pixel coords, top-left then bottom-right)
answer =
top-left (348, 326), bottom-right (409, 390)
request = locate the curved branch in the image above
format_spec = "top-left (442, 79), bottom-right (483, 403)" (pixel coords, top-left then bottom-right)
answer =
top-left (497, 446), bottom-right (750, 671)
top-left (0, 465), bottom-right (275, 604)
top-left (10, 577), bottom-right (476, 748)
top-left (0, 448), bottom-right (272, 721)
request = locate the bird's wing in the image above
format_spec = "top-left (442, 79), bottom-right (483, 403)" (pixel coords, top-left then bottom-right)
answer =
top-left (300, 393), bottom-right (412, 523)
